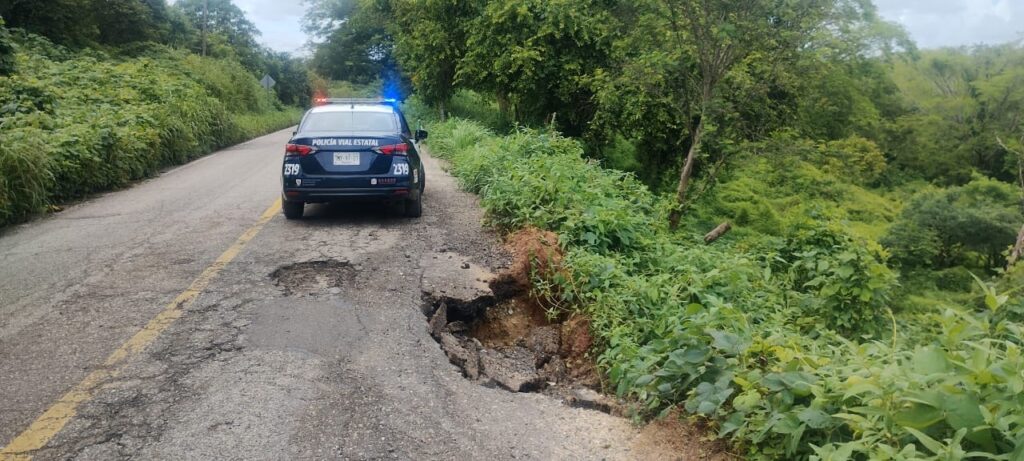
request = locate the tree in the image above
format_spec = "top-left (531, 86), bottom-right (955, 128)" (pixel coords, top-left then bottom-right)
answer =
top-left (0, 0), bottom-right (96, 47)
top-left (305, 0), bottom-right (394, 84)
top-left (262, 50), bottom-right (313, 106)
top-left (886, 45), bottom-right (1024, 184)
top-left (458, 0), bottom-right (616, 133)
top-left (163, 7), bottom-right (202, 50)
top-left (585, 0), bottom-right (903, 193)
top-left (1, 0), bottom-right (172, 47)
top-left (662, 0), bottom-right (834, 229)
top-left (883, 177), bottom-right (1023, 270)
top-left (92, 0), bottom-right (172, 45)
top-left (391, 0), bottom-right (479, 120)
top-left (303, 0), bottom-right (358, 40)
top-left (175, 0), bottom-right (263, 71)
top-left (0, 16), bottom-right (14, 76)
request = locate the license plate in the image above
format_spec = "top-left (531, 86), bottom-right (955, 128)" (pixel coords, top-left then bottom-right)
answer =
top-left (333, 152), bottom-right (360, 166)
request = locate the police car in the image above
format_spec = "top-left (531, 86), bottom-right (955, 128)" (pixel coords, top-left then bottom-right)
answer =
top-left (281, 99), bottom-right (427, 219)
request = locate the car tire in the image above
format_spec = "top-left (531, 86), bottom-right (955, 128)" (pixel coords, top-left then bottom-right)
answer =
top-left (404, 191), bottom-right (422, 218)
top-left (282, 199), bottom-right (304, 219)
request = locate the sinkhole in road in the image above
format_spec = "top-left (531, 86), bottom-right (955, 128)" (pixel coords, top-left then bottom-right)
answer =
top-left (271, 260), bottom-right (357, 297)
top-left (422, 276), bottom-right (619, 413)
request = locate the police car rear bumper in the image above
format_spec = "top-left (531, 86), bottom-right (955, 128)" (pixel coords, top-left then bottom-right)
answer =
top-left (283, 187), bottom-right (418, 203)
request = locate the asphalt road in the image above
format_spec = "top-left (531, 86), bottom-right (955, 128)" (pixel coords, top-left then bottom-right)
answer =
top-left (0, 129), bottom-right (665, 460)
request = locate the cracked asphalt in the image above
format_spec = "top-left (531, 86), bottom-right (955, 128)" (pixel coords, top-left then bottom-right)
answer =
top-left (0, 129), bottom-right (659, 460)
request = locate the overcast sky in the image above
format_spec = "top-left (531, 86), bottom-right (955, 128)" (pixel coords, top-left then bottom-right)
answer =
top-left (230, 0), bottom-right (1023, 54)
top-left (232, 0), bottom-right (309, 54)
top-left (875, 0), bottom-right (1023, 48)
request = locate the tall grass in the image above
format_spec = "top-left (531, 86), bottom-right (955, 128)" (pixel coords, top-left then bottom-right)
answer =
top-left (0, 34), bottom-right (301, 226)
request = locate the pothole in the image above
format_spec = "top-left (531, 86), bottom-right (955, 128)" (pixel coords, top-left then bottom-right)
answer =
top-left (423, 275), bottom-right (620, 414)
top-left (270, 260), bottom-right (357, 297)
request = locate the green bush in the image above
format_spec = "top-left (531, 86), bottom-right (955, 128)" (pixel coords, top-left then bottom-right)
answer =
top-left (425, 116), bottom-right (1024, 460)
top-left (446, 90), bottom-right (512, 132)
top-left (0, 32), bottom-right (301, 226)
top-left (883, 177), bottom-right (1022, 270)
top-left (775, 224), bottom-right (898, 334)
top-left (691, 134), bottom-right (899, 244)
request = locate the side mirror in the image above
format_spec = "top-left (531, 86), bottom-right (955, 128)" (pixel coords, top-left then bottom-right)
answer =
top-left (415, 129), bottom-right (428, 141)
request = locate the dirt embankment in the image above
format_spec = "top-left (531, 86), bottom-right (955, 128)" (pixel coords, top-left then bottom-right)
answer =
top-left (422, 227), bottom-right (733, 460)
top-left (422, 228), bottom-right (612, 408)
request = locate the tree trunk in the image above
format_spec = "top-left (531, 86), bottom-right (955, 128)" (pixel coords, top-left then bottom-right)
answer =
top-left (1009, 223), bottom-right (1024, 269)
top-left (438, 100), bottom-right (447, 122)
top-left (704, 221), bottom-right (732, 244)
top-left (496, 92), bottom-right (510, 120)
top-left (668, 115), bottom-right (705, 230)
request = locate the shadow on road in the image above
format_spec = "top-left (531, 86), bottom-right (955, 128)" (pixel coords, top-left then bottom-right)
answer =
top-left (295, 201), bottom-right (408, 226)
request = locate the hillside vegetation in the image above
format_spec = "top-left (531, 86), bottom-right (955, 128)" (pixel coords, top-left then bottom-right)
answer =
top-left (302, 0), bottom-right (1024, 457)
top-left (0, 1), bottom-right (311, 226)
top-left (418, 110), bottom-right (1024, 461)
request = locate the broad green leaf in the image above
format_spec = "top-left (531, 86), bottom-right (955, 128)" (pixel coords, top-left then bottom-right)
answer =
top-left (843, 381), bottom-right (882, 398)
top-left (634, 374), bottom-right (655, 387)
top-left (943, 394), bottom-right (984, 430)
top-left (797, 407), bottom-right (834, 429)
top-left (771, 413), bottom-right (803, 435)
top-left (893, 404), bottom-right (944, 429)
top-left (733, 390), bottom-right (761, 412)
top-left (904, 427), bottom-right (946, 455)
top-left (708, 330), bottom-right (748, 355)
top-left (912, 347), bottom-right (950, 375)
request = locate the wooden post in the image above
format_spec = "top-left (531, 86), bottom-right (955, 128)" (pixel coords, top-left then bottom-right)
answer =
top-left (704, 221), bottom-right (732, 244)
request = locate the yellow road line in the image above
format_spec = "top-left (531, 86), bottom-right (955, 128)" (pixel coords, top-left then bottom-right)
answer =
top-left (0, 199), bottom-right (282, 461)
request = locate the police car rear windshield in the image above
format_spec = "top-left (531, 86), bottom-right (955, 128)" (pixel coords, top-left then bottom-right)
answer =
top-left (300, 111), bottom-right (399, 133)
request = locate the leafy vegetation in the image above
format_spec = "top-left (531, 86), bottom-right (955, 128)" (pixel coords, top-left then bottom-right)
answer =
top-left (304, 0), bottom-right (409, 99)
top-left (311, 0), bottom-right (1024, 458)
top-left (883, 178), bottom-right (1022, 271)
top-left (0, 17), bottom-right (13, 76)
top-left (1, 0), bottom-right (312, 107)
top-left (0, 2), bottom-right (308, 226)
top-left (379, 1), bottom-right (1024, 456)
top-left (420, 115), bottom-right (1024, 460)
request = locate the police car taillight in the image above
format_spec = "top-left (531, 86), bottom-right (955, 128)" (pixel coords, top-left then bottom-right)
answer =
top-left (374, 143), bottom-right (408, 156)
top-left (285, 144), bottom-right (315, 156)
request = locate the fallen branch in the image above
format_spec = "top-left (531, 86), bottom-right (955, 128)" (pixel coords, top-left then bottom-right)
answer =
top-left (704, 221), bottom-right (732, 244)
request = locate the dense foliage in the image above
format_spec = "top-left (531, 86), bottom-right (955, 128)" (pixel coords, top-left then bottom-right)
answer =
top-left (0, 17), bottom-right (14, 75)
top-left (883, 178), bottom-right (1022, 271)
top-left (0, 5), bottom-right (305, 226)
top-left (303, 0), bottom-right (408, 99)
top-left (421, 116), bottom-right (1024, 460)
top-left (311, 0), bottom-right (1022, 228)
top-left (314, 0), bottom-right (1024, 458)
top-left (0, 0), bottom-right (180, 47)
top-left (0, 0), bottom-right (312, 107)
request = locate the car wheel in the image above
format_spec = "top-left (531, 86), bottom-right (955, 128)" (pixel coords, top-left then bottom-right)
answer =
top-left (404, 191), bottom-right (422, 218)
top-left (282, 199), bottom-right (304, 219)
